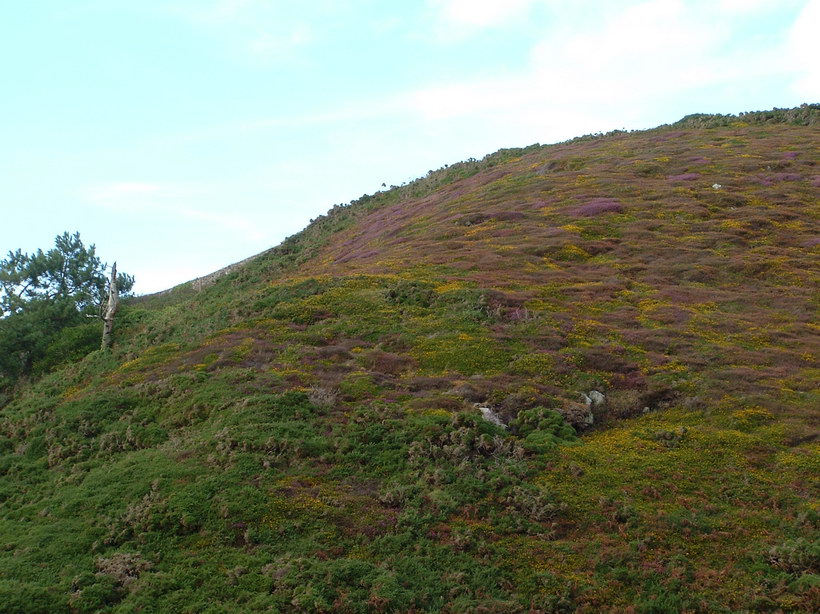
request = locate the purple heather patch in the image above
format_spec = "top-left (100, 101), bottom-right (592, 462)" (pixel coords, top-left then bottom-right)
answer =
top-left (760, 173), bottom-right (802, 185)
top-left (803, 237), bottom-right (820, 248)
top-left (492, 211), bottom-right (526, 222)
top-left (544, 227), bottom-right (568, 237)
top-left (783, 151), bottom-right (799, 159)
top-left (336, 249), bottom-right (379, 264)
top-left (651, 131), bottom-right (687, 142)
top-left (811, 176), bottom-right (820, 188)
top-left (530, 198), bottom-right (558, 210)
top-left (667, 173), bottom-right (700, 181)
top-left (572, 198), bottom-right (625, 217)
top-left (688, 156), bottom-right (709, 164)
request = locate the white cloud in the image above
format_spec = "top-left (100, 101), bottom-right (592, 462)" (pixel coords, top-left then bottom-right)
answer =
top-left (407, 1), bottom-right (718, 127)
top-left (164, 0), bottom-right (275, 26)
top-left (249, 24), bottom-right (313, 59)
top-left (787, 0), bottom-right (820, 99)
top-left (430, 0), bottom-right (543, 29)
top-left (530, 0), bottom-right (730, 98)
top-left (717, 0), bottom-right (786, 14)
top-left (156, 0), bottom-right (315, 62)
top-left (174, 0), bottom-right (810, 152)
top-left (406, 0), bottom-right (809, 137)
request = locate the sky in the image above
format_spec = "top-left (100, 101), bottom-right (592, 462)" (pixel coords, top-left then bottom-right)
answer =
top-left (2, 0), bottom-right (818, 294)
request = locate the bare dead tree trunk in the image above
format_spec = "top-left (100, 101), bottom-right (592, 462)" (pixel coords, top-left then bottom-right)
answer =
top-left (101, 262), bottom-right (119, 350)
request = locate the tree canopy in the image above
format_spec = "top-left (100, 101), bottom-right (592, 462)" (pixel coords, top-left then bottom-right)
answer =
top-left (0, 232), bottom-right (134, 389)
top-left (0, 232), bottom-right (133, 316)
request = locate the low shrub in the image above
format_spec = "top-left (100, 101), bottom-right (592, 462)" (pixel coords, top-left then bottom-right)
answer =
top-left (767, 538), bottom-right (820, 574)
top-left (510, 407), bottom-right (577, 453)
top-left (386, 280), bottom-right (436, 308)
top-left (572, 198), bottom-right (625, 217)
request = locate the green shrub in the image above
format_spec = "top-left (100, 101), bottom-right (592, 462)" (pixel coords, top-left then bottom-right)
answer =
top-left (435, 288), bottom-right (494, 322)
top-left (0, 580), bottom-right (69, 614)
top-left (36, 321), bottom-right (101, 375)
top-left (339, 372), bottom-right (379, 400)
top-left (385, 280), bottom-right (436, 308)
top-left (252, 278), bottom-right (338, 313)
top-left (69, 572), bottom-right (124, 613)
top-left (510, 407), bottom-right (577, 453)
top-left (767, 538), bottom-right (820, 574)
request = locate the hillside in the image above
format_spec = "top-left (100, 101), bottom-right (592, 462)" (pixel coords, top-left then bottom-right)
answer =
top-left (1, 106), bottom-right (818, 613)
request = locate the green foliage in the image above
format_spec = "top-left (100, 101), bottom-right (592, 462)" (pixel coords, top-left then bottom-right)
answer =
top-left (68, 572), bottom-right (123, 613)
top-left (0, 231), bottom-right (133, 316)
top-left (412, 331), bottom-right (508, 375)
top-left (38, 321), bottom-right (101, 374)
top-left (0, 298), bottom-right (79, 380)
top-left (510, 407), bottom-right (577, 453)
top-left (673, 104), bottom-right (819, 128)
top-left (0, 232), bottom-right (134, 389)
top-left (510, 352), bottom-right (555, 376)
top-left (253, 278), bottom-right (339, 313)
top-left (767, 538), bottom-right (820, 575)
top-left (0, 580), bottom-right (69, 614)
top-left (385, 279), bottom-right (436, 308)
top-left (435, 287), bottom-right (495, 322)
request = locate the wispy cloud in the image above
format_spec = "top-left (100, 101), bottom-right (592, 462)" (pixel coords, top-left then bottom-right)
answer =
top-left (429, 0), bottom-right (545, 31)
top-left (151, 0), bottom-right (316, 62)
top-left (252, 98), bottom-right (410, 130)
top-left (177, 206), bottom-right (267, 242)
top-left (249, 24), bottom-right (313, 59)
top-left (82, 181), bottom-right (266, 241)
top-left (716, 0), bottom-right (791, 13)
top-left (162, 0), bottom-right (812, 149)
top-left (163, 0), bottom-right (281, 26)
top-left (83, 182), bottom-right (173, 212)
top-left (408, 0), bottom-right (812, 133)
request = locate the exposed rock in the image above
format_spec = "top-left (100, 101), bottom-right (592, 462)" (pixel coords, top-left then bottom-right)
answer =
top-left (475, 404), bottom-right (507, 429)
top-left (583, 390), bottom-right (606, 408)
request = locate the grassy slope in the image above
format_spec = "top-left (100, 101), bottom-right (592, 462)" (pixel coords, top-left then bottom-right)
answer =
top-left (0, 108), bottom-right (818, 613)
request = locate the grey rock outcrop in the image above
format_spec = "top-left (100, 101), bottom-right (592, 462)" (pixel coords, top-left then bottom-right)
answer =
top-left (475, 404), bottom-right (507, 429)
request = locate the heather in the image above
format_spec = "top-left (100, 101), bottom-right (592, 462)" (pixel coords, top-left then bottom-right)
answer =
top-left (0, 106), bottom-right (818, 613)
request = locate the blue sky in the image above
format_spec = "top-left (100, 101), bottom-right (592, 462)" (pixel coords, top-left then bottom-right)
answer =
top-left (2, 0), bottom-right (818, 293)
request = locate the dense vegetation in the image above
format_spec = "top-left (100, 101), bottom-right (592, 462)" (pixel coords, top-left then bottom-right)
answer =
top-left (0, 232), bottom-right (133, 396)
top-left (1, 107), bottom-right (818, 613)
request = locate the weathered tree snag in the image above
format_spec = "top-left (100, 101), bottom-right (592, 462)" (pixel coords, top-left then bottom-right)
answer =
top-left (101, 262), bottom-right (119, 350)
